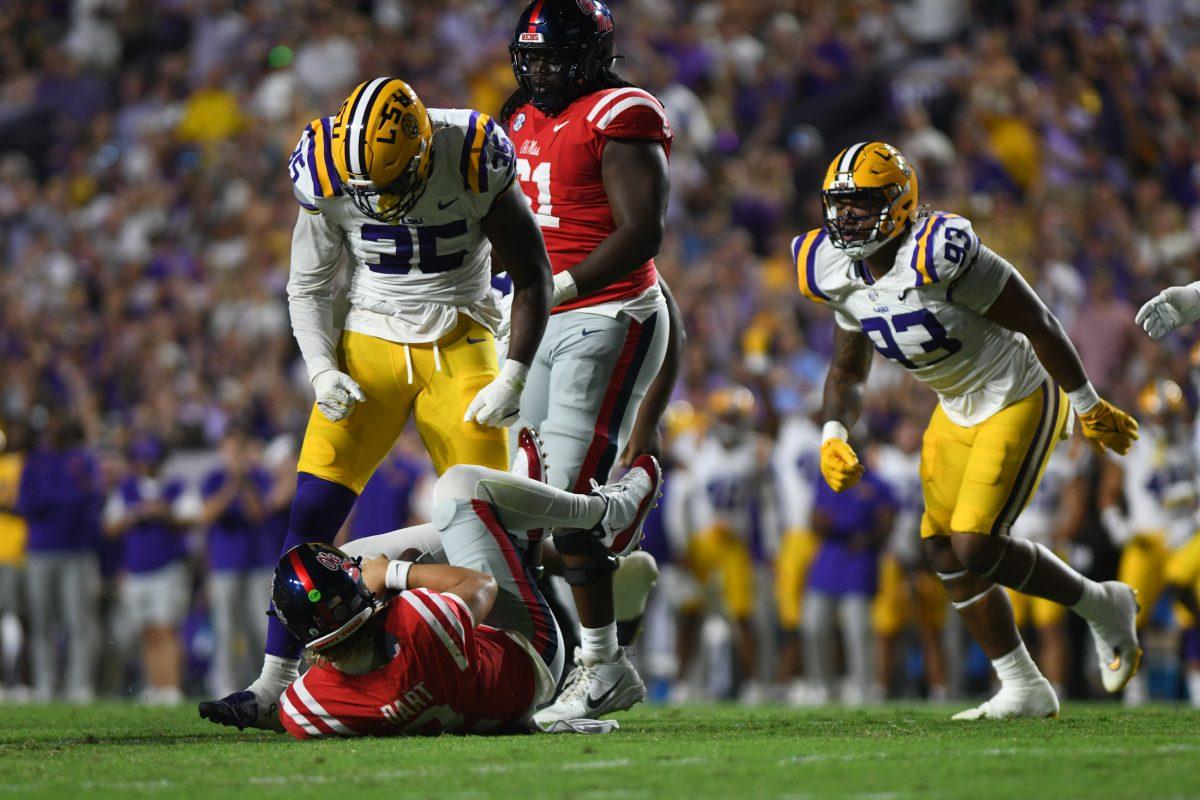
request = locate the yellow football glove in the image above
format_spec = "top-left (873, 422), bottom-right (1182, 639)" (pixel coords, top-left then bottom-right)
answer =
top-left (1078, 400), bottom-right (1139, 455)
top-left (820, 438), bottom-right (865, 492)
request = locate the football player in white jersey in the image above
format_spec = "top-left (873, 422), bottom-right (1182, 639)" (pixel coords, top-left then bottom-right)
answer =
top-left (1098, 380), bottom-right (1200, 704)
top-left (771, 407), bottom-right (822, 701)
top-left (1005, 443), bottom-right (1085, 696)
top-left (200, 77), bottom-right (553, 730)
top-left (871, 415), bottom-right (950, 701)
top-left (797, 141), bottom-right (1141, 719)
top-left (673, 387), bottom-right (773, 702)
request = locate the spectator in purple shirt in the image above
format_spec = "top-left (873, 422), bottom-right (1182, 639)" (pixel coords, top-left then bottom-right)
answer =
top-left (103, 437), bottom-right (193, 705)
top-left (199, 429), bottom-right (269, 698)
top-left (18, 417), bottom-right (102, 702)
top-left (347, 448), bottom-right (428, 542)
top-left (802, 464), bottom-right (897, 706)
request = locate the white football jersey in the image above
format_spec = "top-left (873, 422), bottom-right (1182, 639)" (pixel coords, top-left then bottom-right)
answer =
top-left (1010, 445), bottom-right (1076, 546)
top-left (793, 213), bottom-right (1047, 426)
top-left (287, 108), bottom-right (515, 375)
top-left (772, 415), bottom-right (821, 533)
top-left (1122, 426), bottom-right (1199, 548)
top-left (691, 433), bottom-right (770, 542)
top-left (873, 445), bottom-right (923, 563)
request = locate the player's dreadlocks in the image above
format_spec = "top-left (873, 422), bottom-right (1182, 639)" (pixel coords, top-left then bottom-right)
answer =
top-left (499, 65), bottom-right (634, 127)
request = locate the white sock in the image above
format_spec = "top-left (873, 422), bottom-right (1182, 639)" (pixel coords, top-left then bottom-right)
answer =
top-left (251, 654), bottom-right (300, 700)
top-left (991, 641), bottom-right (1044, 688)
top-left (1071, 577), bottom-right (1108, 622)
top-left (1187, 670), bottom-right (1200, 709)
top-left (580, 623), bottom-right (620, 664)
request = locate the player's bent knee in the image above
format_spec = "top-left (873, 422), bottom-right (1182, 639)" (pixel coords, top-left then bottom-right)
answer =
top-left (432, 497), bottom-right (470, 532)
top-left (922, 534), bottom-right (962, 574)
top-left (432, 464), bottom-right (490, 506)
top-left (554, 529), bottom-right (618, 586)
top-left (950, 532), bottom-right (1007, 577)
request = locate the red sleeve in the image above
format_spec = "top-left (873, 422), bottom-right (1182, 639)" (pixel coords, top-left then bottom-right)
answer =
top-left (585, 88), bottom-right (672, 147)
top-left (278, 669), bottom-right (367, 739)
top-left (398, 588), bottom-right (477, 672)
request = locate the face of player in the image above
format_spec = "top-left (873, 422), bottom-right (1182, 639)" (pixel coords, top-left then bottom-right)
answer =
top-left (828, 192), bottom-right (886, 243)
top-left (521, 51), bottom-right (574, 103)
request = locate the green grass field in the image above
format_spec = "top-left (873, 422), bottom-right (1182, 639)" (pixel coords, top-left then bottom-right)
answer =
top-left (0, 702), bottom-right (1197, 799)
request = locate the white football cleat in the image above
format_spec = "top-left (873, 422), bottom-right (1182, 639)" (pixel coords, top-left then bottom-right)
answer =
top-left (951, 679), bottom-right (1059, 721)
top-left (534, 647), bottom-right (646, 727)
top-left (1085, 581), bottom-right (1143, 693)
top-left (589, 455), bottom-right (662, 555)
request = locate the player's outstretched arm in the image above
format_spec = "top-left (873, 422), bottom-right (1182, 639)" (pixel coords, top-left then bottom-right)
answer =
top-left (555, 139), bottom-right (670, 302)
top-left (819, 326), bottom-right (873, 492)
top-left (983, 274), bottom-right (1138, 455)
top-left (467, 189), bottom-right (553, 427)
top-left (1135, 281), bottom-right (1200, 339)
top-left (362, 555), bottom-right (498, 624)
top-left (620, 276), bottom-right (686, 467)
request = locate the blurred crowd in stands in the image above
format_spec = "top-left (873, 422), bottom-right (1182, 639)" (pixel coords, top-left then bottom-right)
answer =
top-left (2, 0), bottom-right (1200, 706)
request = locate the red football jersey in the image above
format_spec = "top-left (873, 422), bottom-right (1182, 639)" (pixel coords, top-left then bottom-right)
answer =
top-left (506, 86), bottom-right (673, 311)
top-left (279, 588), bottom-right (537, 738)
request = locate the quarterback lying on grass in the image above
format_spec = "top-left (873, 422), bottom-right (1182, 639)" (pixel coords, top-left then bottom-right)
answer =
top-left (202, 428), bottom-right (661, 737)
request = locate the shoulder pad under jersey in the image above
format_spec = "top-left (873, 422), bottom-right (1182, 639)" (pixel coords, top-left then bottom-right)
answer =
top-left (904, 212), bottom-right (981, 287)
top-left (288, 117), bottom-right (343, 212)
top-left (581, 87), bottom-right (672, 142)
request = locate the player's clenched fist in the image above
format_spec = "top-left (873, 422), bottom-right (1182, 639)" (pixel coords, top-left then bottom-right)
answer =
top-left (312, 369), bottom-right (365, 422)
top-left (1078, 400), bottom-right (1139, 455)
top-left (464, 360), bottom-right (529, 428)
top-left (820, 437), bottom-right (865, 492)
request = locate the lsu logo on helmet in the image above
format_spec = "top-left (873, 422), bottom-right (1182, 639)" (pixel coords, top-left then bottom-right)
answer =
top-left (331, 77), bottom-right (434, 223)
top-left (821, 141), bottom-right (918, 259)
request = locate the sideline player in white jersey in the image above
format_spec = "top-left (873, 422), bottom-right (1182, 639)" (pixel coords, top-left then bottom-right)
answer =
top-left (871, 416), bottom-right (950, 701)
top-left (200, 77), bottom-right (553, 730)
top-left (797, 141), bottom-right (1141, 719)
top-left (1005, 443), bottom-right (1085, 695)
top-left (672, 387), bottom-right (772, 702)
top-left (500, 0), bottom-right (681, 724)
top-left (1099, 380), bottom-right (1200, 704)
top-left (771, 407), bottom-right (822, 700)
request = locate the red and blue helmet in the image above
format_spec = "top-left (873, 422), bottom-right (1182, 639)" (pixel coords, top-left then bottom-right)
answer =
top-left (271, 543), bottom-right (377, 652)
top-left (510, 0), bottom-right (616, 115)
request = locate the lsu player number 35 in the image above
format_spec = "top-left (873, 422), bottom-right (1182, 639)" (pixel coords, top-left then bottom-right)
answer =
top-left (199, 78), bottom-right (552, 731)
top-left (798, 141), bottom-right (1141, 720)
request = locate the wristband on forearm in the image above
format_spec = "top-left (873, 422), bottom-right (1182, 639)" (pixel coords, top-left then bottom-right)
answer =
top-left (822, 421), bottom-right (850, 442)
top-left (551, 271), bottom-right (578, 307)
top-left (1067, 382), bottom-right (1101, 415)
top-left (385, 560), bottom-right (413, 591)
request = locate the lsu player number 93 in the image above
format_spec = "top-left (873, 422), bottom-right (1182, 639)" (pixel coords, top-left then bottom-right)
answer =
top-left (797, 140), bottom-right (1141, 721)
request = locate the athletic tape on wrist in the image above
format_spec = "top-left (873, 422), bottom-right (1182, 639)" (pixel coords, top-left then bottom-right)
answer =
top-left (1066, 381), bottom-right (1101, 415)
top-left (822, 421), bottom-right (849, 443)
top-left (385, 560), bottom-right (413, 592)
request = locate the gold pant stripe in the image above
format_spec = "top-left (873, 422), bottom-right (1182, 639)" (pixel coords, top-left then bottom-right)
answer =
top-left (991, 381), bottom-right (1058, 535)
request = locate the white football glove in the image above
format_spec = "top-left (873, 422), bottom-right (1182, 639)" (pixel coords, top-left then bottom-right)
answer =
top-left (1135, 282), bottom-right (1200, 339)
top-left (464, 361), bottom-right (528, 428)
top-left (312, 369), bottom-right (364, 422)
